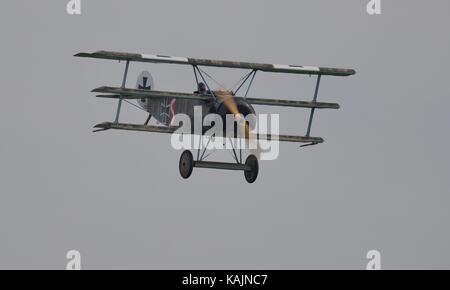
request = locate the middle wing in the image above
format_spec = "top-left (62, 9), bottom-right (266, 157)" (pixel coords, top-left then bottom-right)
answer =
top-left (92, 87), bottom-right (339, 109)
top-left (92, 86), bottom-right (211, 101)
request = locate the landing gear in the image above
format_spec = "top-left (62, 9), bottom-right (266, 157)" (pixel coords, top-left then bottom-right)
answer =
top-left (244, 154), bottom-right (259, 183)
top-left (179, 150), bottom-right (194, 179)
top-left (178, 150), bottom-right (259, 183)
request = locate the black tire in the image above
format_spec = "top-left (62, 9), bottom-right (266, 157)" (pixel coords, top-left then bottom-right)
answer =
top-left (179, 150), bottom-right (194, 179)
top-left (244, 154), bottom-right (259, 183)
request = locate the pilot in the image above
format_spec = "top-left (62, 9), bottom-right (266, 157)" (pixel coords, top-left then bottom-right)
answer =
top-left (195, 82), bottom-right (207, 95)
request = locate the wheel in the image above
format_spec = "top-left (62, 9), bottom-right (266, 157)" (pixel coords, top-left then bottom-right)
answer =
top-left (244, 154), bottom-right (259, 183)
top-left (179, 150), bottom-right (194, 179)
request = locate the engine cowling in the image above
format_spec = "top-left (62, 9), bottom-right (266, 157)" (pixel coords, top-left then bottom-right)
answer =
top-left (207, 96), bottom-right (256, 137)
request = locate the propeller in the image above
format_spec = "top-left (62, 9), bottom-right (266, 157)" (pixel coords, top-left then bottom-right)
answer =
top-left (214, 90), bottom-right (251, 140)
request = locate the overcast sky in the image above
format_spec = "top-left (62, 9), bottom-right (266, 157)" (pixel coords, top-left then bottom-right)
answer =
top-left (0, 0), bottom-right (449, 269)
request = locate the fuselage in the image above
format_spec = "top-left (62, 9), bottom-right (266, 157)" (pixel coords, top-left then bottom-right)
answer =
top-left (138, 91), bottom-right (256, 128)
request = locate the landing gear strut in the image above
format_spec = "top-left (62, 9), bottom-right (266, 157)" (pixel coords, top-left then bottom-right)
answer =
top-left (144, 114), bottom-right (152, 125)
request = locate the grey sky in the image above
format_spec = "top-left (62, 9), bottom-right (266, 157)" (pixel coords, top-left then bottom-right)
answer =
top-left (0, 0), bottom-right (449, 269)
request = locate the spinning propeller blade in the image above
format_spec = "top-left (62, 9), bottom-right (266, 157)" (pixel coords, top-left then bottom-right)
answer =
top-left (215, 90), bottom-right (251, 140)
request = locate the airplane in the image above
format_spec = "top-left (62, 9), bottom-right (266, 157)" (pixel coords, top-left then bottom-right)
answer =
top-left (75, 50), bottom-right (356, 183)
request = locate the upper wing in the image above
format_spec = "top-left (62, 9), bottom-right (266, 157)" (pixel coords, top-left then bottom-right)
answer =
top-left (75, 50), bottom-right (356, 77)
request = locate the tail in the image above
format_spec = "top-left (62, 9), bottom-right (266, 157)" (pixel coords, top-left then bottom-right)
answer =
top-left (136, 71), bottom-right (154, 111)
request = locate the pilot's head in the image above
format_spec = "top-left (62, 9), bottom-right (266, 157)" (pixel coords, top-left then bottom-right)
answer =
top-left (198, 82), bottom-right (206, 93)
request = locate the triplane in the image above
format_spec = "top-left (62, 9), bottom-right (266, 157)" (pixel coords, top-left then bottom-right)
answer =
top-left (76, 50), bottom-right (355, 183)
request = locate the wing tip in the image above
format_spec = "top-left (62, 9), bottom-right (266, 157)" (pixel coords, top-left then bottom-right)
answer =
top-left (342, 68), bottom-right (356, 76)
top-left (91, 86), bottom-right (108, 93)
top-left (93, 122), bottom-right (112, 132)
top-left (74, 52), bottom-right (91, 57)
top-left (94, 122), bottom-right (112, 129)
